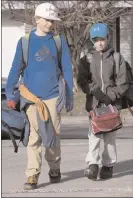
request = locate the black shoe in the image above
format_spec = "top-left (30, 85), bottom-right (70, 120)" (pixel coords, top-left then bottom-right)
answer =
top-left (84, 164), bottom-right (99, 180)
top-left (100, 166), bottom-right (113, 179)
top-left (24, 174), bottom-right (39, 190)
top-left (49, 169), bottom-right (61, 183)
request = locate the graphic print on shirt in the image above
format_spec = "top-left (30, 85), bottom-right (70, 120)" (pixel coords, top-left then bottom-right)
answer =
top-left (34, 45), bottom-right (56, 62)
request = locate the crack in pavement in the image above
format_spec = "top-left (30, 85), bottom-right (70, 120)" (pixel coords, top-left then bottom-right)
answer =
top-left (2, 187), bottom-right (133, 194)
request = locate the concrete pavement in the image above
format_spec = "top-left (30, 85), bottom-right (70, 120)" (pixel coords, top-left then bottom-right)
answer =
top-left (2, 129), bottom-right (133, 197)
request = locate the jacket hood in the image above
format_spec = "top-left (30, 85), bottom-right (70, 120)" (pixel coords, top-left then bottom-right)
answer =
top-left (91, 46), bottom-right (115, 58)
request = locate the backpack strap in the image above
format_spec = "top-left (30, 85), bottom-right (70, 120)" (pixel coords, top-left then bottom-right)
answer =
top-left (113, 52), bottom-right (120, 76)
top-left (128, 105), bottom-right (133, 116)
top-left (53, 35), bottom-right (62, 73)
top-left (86, 53), bottom-right (93, 64)
top-left (21, 33), bottom-right (30, 66)
top-left (21, 33), bottom-right (31, 77)
top-left (2, 120), bottom-right (19, 153)
top-left (80, 48), bottom-right (88, 59)
top-left (80, 49), bottom-right (93, 64)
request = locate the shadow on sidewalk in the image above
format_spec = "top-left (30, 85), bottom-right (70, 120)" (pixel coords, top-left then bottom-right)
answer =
top-left (38, 159), bottom-right (133, 188)
top-left (113, 159), bottom-right (133, 178)
top-left (38, 169), bottom-right (84, 188)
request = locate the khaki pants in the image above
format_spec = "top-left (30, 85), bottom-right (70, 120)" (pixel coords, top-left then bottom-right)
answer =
top-left (25, 97), bottom-right (61, 178)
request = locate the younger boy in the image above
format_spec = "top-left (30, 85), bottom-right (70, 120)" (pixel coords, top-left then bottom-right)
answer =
top-left (78, 23), bottom-right (129, 180)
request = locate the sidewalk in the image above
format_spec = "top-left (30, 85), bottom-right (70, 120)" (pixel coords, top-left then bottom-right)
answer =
top-left (2, 138), bottom-right (133, 197)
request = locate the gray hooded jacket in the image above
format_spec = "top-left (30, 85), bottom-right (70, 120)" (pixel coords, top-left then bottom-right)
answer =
top-left (78, 47), bottom-right (129, 111)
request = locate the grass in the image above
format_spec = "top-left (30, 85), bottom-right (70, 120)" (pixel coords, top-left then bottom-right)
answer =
top-left (61, 91), bottom-right (88, 116)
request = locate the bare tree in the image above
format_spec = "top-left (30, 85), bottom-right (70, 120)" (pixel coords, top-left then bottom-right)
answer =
top-left (2, 1), bottom-right (132, 91)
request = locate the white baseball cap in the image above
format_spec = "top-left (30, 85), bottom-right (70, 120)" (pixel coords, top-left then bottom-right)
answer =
top-left (35, 3), bottom-right (61, 21)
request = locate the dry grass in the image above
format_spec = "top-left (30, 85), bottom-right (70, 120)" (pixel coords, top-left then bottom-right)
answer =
top-left (61, 91), bottom-right (88, 116)
top-left (61, 91), bottom-right (132, 116)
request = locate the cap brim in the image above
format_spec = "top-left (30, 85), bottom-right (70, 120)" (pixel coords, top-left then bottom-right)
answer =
top-left (43, 16), bottom-right (61, 21)
top-left (91, 33), bottom-right (107, 40)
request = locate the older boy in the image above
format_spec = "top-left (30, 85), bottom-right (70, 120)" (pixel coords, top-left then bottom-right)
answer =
top-left (6, 2), bottom-right (73, 189)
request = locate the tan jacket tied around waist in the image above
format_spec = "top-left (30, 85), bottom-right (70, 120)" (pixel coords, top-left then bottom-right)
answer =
top-left (19, 84), bottom-right (49, 121)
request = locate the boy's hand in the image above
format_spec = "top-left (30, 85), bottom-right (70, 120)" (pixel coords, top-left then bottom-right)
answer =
top-left (102, 95), bottom-right (112, 106)
top-left (7, 100), bottom-right (16, 109)
top-left (93, 87), bottom-right (112, 105)
top-left (66, 94), bottom-right (74, 112)
top-left (92, 87), bottom-right (105, 101)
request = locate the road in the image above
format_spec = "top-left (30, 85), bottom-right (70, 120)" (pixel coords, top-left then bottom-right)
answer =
top-left (2, 115), bottom-right (133, 139)
top-left (2, 121), bottom-right (133, 197)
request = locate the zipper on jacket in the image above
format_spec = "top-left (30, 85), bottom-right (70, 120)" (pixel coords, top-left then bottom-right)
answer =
top-left (100, 53), bottom-right (104, 93)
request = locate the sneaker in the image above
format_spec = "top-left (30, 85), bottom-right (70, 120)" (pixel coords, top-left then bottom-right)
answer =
top-left (84, 164), bottom-right (99, 180)
top-left (49, 169), bottom-right (61, 183)
top-left (24, 173), bottom-right (40, 190)
top-left (99, 166), bottom-right (113, 179)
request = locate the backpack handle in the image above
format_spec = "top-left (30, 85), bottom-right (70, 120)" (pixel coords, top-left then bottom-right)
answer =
top-left (2, 120), bottom-right (19, 153)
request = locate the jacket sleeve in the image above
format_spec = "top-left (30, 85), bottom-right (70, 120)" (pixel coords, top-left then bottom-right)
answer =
top-left (60, 35), bottom-right (73, 96)
top-left (77, 55), bottom-right (99, 95)
top-left (106, 55), bottom-right (129, 101)
top-left (5, 38), bottom-right (23, 101)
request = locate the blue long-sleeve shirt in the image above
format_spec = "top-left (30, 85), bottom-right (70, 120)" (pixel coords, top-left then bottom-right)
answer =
top-left (6, 30), bottom-right (73, 101)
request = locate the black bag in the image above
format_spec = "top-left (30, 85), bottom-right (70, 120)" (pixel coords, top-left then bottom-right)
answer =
top-left (113, 52), bottom-right (133, 111)
top-left (2, 109), bottom-right (26, 152)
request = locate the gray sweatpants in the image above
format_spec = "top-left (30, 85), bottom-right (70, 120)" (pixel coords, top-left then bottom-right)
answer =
top-left (85, 116), bottom-right (117, 167)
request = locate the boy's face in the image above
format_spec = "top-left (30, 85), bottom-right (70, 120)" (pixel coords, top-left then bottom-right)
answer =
top-left (92, 37), bottom-right (108, 52)
top-left (36, 17), bottom-right (55, 33)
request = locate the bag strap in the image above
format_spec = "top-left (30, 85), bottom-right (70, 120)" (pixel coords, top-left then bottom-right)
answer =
top-left (126, 100), bottom-right (133, 116)
top-left (113, 52), bottom-right (120, 76)
top-left (21, 33), bottom-right (31, 76)
top-left (53, 35), bottom-right (62, 73)
top-left (128, 106), bottom-right (133, 116)
top-left (2, 120), bottom-right (19, 153)
top-left (21, 33), bottom-right (30, 66)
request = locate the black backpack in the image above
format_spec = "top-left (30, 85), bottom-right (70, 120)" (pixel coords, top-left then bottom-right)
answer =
top-left (113, 52), bottom-right (133, 115)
